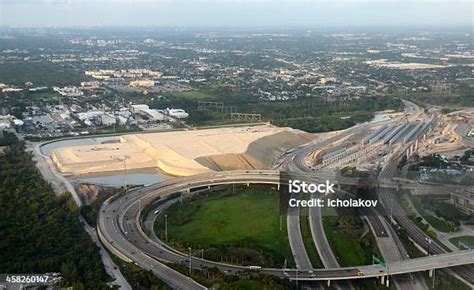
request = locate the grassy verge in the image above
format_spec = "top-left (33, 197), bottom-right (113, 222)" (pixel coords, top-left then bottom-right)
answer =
top-left (155, 187), bottom-right (293, 268)
top-left (395, 227), bottom-right (426, 258)
top-left (80, 187), bottom-right (121, 227)
top-left (399, 195), bottom-right (437, 239)
top-left (110, 256), bottom-right (171, 290)
top-left (408, 195), bottom-right (459, 233)
top-left (423, 215), bottom-right (458, 233)
top-left (322, 216), bottom-right (364, 266)
top-left (299, 207), bottom-right (324, 268)
top-left (321, 207), bottom-right (379, 267)
top-left (393, 224), bottom-right (469, 290)
top-left (449, 236), bottom-right (474, 249)
top-left (399, 195), bottom-right (452, 252)
top-left (168, 262), bottom-right (295, 289)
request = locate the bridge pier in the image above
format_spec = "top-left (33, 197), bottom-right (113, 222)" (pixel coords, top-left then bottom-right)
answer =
top-left (277, 183), bottom-right (280, 190)
top-left (381, 275), bottom-right (385, 285)
top-left (327, 280), bottom-right (331, 287)
top-left (429, 268), bottom-right (433, 277)
top-left (386, 276), bottom-right (390, 287)
top-left (247, 183), bottom-right (249, 187)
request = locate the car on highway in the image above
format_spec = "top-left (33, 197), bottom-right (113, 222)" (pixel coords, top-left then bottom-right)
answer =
top-left (356, 271), bottom-right (365, 276)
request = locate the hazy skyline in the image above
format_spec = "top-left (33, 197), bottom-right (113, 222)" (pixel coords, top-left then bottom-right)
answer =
top-left (1, 0), bottom-right (472, 28)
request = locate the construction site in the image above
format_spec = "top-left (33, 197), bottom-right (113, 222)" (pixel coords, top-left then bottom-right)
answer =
top-left (303, 107), bottom-right (474, 171)
top-left (51, 125), bottom-right (312, 177)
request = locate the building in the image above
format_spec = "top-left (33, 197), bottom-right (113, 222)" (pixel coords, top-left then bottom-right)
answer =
top-left (0, 114), bottom-right (23, 128)
top-left (80, 81), bottom-right (101, 89)
top-left (129, 79), bottom-right (155, 88)
top-left (131, 104), bottom-right (165, 121)
top-left (77, 110), bottom-right (114, 126)
top-left (450, 189), bottom-right (474, 215)
top-left (99, 114), bottom-right (116, 126)
top-left (2, 87), bottom-right (23, 93)
top-left (53, 86), bottom-right (83, 97)
top-left (131, 104), bottom-right (150, 114)
top-left (140, 109), bottom-right (164, 121)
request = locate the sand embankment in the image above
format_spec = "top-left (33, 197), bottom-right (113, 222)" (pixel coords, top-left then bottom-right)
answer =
top-left (196, 130), bottom-right (314, 170)
top-left (51, 125), bottom-right (305, 176)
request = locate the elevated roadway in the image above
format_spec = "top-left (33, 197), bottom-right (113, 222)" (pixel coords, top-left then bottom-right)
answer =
top-left (278, 99), bottom-right (428, 289)
top-left (287, 191), bottom-right (313, 270)
top-left (380, 147), bottom-right (474, 287)
top-left (98, 170), bottom-right (473, 286)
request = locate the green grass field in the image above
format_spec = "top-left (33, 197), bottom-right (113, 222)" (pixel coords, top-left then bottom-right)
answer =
top-left (321, 203), bottom-right (379, 267)
top-left (322, 215), bottom-right (369, 266)
top-left (449, 236), bottom-right (474, 249)
top-left (169, 90), bottom-right (217, 100)
top-left (156, 188), bottom-right (293, 267)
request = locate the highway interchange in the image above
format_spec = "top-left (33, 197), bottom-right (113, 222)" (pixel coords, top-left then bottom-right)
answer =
top-left (97, 100), bottom-right (474, 289)
top-left (97, 170), bottom-right (474, 289)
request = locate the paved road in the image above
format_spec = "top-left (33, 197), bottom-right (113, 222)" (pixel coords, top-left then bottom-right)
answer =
top-left (287, 192), bottom-right (313, 270)
top-left (278, 124), bottom-right (366, 271)
top-left (281, 99), bottom-right (428, 290)
top-left (309, 193), bottom-right (339, 269)
top-left (98, 170), bottom-right (473, 284)
top-left (380, 150), bottom-right (474, 287)
top-left (279, 135), bottom-right (355, 290)
top-left (32, 142), bottom-right (131, 290)
top-left (98, 188), bottom-right (207, 290)
top-left (80, 216), bottom-right (132, 290)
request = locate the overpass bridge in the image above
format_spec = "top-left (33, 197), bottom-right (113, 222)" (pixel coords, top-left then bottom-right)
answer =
top-left (290, 250), bottom-right (473, 281)
top-left (98, 170), bottom-right (473, 287)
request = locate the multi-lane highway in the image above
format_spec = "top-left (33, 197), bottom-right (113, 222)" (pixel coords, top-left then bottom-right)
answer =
top-left (281, 141), bottom-right (429, 289)
top-left (97, 170), bottom-right (473, 288)
top-left (287, 191), bottom-right (313, 270)
top-left (276, 99), bottom-right (430, 290)
top-left (96, 99), bottom-right (474, 289)
top-left (380, 146), bottom-right (474, 287)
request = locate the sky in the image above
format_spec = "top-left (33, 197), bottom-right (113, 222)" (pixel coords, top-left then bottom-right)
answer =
top-left (0, 0), bottom-right (472, 28)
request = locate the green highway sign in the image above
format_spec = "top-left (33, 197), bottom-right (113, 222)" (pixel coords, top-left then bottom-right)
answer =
top-left (373, 255), bottom-right (386, 267)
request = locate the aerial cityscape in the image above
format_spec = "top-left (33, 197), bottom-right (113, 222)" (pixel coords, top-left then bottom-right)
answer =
top-left (0, 0), bottom-right (473, 289)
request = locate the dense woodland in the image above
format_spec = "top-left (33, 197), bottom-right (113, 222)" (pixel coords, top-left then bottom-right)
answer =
top-left (0, 137), bottom-right (110, 289)
top-left (148, 93), bottom-right (403, 132)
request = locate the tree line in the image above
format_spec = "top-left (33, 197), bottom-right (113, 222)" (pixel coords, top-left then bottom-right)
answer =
top-left (0, 138), bottom-right (111, 289)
